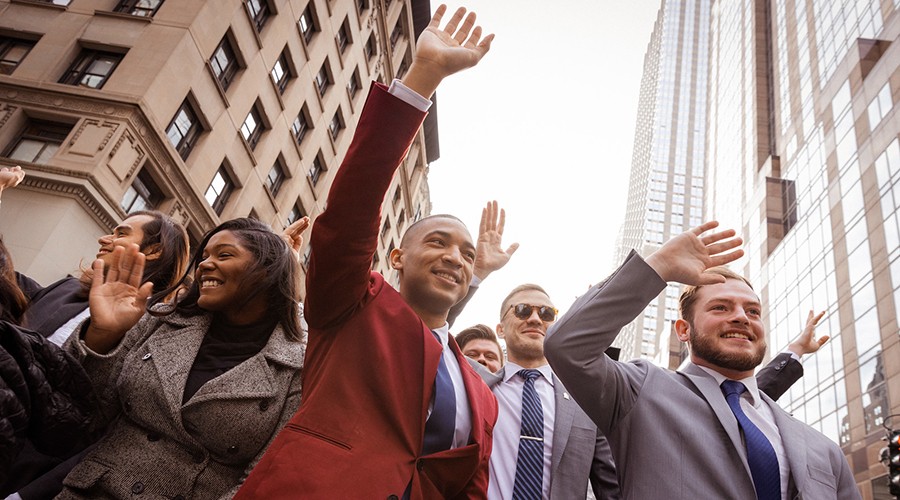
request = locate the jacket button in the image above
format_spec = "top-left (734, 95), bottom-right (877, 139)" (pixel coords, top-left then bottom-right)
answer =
top-left (416, 459), bottom-right (425, 471)
top-left (227, 445), bottom-right (239, 454)
top-left (131, 481), bottom-right (144, 494)
top-left (387, 496), bottom-right (399, 500)
top-left (146, 433), bottom-right (160, 442)
top-left (259, 400), bottom-right (270, 411)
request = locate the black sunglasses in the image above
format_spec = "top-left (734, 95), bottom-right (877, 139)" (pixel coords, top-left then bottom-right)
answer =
top-left (506, 303), bottom-right (558, 322)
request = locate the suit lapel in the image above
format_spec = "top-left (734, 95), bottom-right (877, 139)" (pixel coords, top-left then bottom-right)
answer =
top-left (680, 364), bottom-right (753, 478)
top-left (765, 393), bottom-right (809, 494)
top-left (448, 334), bottom-right (485, 447)
top-left (145, 316), bottom-right (208, 422)
top-left (550, 374), bottom-right (576, 476)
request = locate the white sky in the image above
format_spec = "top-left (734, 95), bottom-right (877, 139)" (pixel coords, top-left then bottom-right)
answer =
top-left (427, 1), bottom-right (663, 330)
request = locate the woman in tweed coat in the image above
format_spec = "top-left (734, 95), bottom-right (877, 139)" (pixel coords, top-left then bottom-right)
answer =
top-left (58, 217), bottom-right (309, 499)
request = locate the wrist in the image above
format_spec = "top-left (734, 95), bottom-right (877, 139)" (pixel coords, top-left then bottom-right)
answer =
top-left (400, 60), bottom-right (446, 99)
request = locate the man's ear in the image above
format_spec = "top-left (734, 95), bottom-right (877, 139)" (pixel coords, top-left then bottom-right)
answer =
top-left (389, 247), bottom-right (403, 270)
top-left (141, 243), bottom-right (162, 261)
top-left (674, 319), bottom-right (691, 342)
top-left (495, 322), bottom-right (505, 339)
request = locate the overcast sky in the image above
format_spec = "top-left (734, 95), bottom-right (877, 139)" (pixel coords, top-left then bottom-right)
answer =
top-left (427, 0), bottom-right (663, 331)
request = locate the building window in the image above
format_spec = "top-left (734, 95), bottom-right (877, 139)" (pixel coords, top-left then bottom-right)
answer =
top-left (241, 105), bottom-right (264, 150)
top-left (271, 51), bottom-right (290, 94)
top-left (315, 61), bottom-right (332, 96)
top-left (114, 0), bottom-right (164, 17)
top-left (347, 68), bottom-right (362, 98)
top-left (390, 19), bottom-right (404, 49)
top-left (357, 0), bottom-right (368, 13)
top-left (364, 34), bottom-right (376, 61)
top-left (246, 0), bottom-right (270, 32)
top-left (121, 169), bottom-right (164, 214)
top-left (396, 56), bottom-right (409, 79)
top-left (298, 3), bottom-right (318, 43)
top-left (381, 218), bottom-right (391, 239)
top-left (205, 166), bottom-right (233, 215)
top-left (336, 19), bottom-right (351, 53)
top-left (59, 49), bottom-right (123, 89)
top-left (266, 158), bottom-right (286, 196)
top-left (0, 37), bottom-right (36, 75)
top-left (397, 209), bottom-right (405, 229)
top-left (5, 120), bottom-right (72, 164)
top-left (329, 108), bottom-right (344, 140)
top-left (286, 201), bottom-right (305, 225)
top-left (308, 154), bottom-right (325, 186)
top-left (291, 108), bottom-right (310, 144)
top-left (210, 36), bottom-right (239, 91)
top-left (166, 100), bottom-right (202, 160)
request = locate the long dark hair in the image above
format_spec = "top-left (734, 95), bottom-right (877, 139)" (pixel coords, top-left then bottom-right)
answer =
top-left (0, 238), bottom-right (28, 324)
top-left (130, 210), bottom-right (190, 303)
top-left (149, 218), bottom-right (302, 341)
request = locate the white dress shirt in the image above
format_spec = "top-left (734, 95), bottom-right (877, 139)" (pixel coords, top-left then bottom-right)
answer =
top-left (697, 364), bottom-right (790, 500)
top-left (431, 322), bottom-right (472, 450)
top-left (488, 362), bottom-right (556, 500)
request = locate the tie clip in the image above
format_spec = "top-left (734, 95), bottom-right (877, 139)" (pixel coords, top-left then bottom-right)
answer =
top-left (520, 436), bottom-right (544, 442)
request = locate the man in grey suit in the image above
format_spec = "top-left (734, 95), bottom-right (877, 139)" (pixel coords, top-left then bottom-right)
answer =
top-left (481, 284), bottom-right (619, 499)
top-left (544, 222), bottom-right (860, 500)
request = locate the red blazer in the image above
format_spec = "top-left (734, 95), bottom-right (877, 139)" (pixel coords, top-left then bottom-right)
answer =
top-left (236, 84), bottom-right (497, 499)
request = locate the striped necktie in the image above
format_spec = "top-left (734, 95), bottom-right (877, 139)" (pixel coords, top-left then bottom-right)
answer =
top-left (513, 369), bottom-right (544, 500)
top-left (721, 380), bottom-right (781, 500)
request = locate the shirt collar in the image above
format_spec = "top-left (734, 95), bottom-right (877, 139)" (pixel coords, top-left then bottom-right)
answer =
top-left (693, 362), bottom-right (762, 407)
top-left (432, 323), bottom-right (450, 348)
top-left (502, 361), bottom-right (555, 387)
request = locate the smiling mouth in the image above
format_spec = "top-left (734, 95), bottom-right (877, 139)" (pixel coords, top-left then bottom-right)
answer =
top-left (433, 271), bottom-right (460, 284)
top-left (721, 332), bottom-right (752, 341)
top-left (200, 279), bottom-right (223, 289)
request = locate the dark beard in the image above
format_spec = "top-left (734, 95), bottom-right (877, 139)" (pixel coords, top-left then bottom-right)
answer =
top-left (689, 324), bottom-right (766, 372)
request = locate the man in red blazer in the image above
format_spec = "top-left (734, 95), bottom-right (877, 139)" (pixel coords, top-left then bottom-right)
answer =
top-left (235, 5), bottom-right (497, 499)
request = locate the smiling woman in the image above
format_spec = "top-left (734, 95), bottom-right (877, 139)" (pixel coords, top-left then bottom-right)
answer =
top-left (55, 217), bottom-right (308, 500)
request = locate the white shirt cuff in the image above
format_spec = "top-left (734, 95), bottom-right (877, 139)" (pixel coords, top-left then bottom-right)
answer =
top-left (784, 350), bottom-right (802, 362)
top-left (387, 79), bottom-right (432, 112)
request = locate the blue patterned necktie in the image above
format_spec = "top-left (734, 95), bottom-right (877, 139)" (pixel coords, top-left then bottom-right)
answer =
top-left (422, 330), bottom-right (456, 455)
top-left (721, 380), bottom-right (781, 500)
top-left (513, 369), bottom-right (544, 500)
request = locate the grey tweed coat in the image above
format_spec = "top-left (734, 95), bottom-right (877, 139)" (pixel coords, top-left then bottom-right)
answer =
top-left (57, 312), bottom-right (305, 500)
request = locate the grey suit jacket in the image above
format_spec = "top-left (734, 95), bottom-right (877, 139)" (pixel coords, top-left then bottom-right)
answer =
top-left (474, 362), bottom-right (620, 499)
top-left (544, 251), bottom-right (860, 500)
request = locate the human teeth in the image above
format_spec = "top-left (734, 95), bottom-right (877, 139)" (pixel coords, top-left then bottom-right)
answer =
top-left (722, 333), bottom-right (749, 339)
top-left (435, 272), bottom-right (457, 283)
top-left (201, 280), bottom-right (221, 288)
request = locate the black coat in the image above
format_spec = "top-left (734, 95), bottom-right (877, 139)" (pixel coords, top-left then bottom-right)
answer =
top-left (0, 320), bottom-right (96, 492)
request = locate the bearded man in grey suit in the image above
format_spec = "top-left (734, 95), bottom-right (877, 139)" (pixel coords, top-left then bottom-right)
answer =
top-left (544, 221), bottom-right (860, 500)
top-left (481, 284), bottom-right (619, 500)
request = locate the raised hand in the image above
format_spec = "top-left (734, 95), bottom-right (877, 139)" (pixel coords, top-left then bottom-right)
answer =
top-left (644, 221), bottom-right (743, 285)
top-left (0, 165), bottom-right (25, 192)
top-left (787, 310), bottom-right (829, 356)
top-left (281, 216), bottom-right (311, 262)
top-left (473, 200), bottom-right (518, 280)
top-left (402, 4), bottom-right (494, 98)
top-left (84, 244), bottom-right (153, 353)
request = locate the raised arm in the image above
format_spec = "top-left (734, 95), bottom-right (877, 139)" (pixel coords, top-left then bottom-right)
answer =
top-left (545, 222), bottom-right (743, 431)
top-left (305, 5), bottom-right (493, 329)
top-left (757, 310), bottom-right (827, 400)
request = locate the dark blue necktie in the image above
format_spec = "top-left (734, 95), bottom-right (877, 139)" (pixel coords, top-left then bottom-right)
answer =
top-left (422, 331), bottom-right (456, 455)
top-left (721, 380), bottom-right (781, 500)
top-left (513, 369), bottom-right (544, 500)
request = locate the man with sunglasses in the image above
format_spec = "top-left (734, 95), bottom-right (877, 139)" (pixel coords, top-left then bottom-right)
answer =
top-left (481, 284), bottom-right (619, 499)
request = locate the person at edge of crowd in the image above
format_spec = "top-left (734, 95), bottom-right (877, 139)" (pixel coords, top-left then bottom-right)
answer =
top-left (456, 324), bottom-right (504, 373)
top-left (544, 221), bottom-right (860, 499)
top-left (235, 6), bottom-right (498, 498)
top-left (472, 283), bottom-right (824, 500)
top-left (0, 167), bottom-right (192, 499)
top-left (54, 216), bottom-right (309, 499)
top-left (0, 235), bottom-right (95, 488)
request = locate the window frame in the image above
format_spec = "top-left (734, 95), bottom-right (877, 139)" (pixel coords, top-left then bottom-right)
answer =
top-left (266, 157), bottom-right (287, 196)
top-left (246, 0), bottom-right (271, 32)
top-left (298, 3), bottom-right (319, 44)
top-left (308, 153), bottom-right (325, 187)
top-left (210, 35), bottom-right (240, 91)
top-left (336, 19), bottom-right (351, 53)
top-left (291, 107), bottom-right (311, 144)
top-left (166, 99), bottom-right (203, 160)
top-left (113, 0), bottom-right (164, 17)
top-left (59, 49), bottom-right (124, 89)
top-left (5, 119), bottom-right (72, 164)
top-left (241, 104), bottom-right (264, 150)
top-left (121, 168), bottom-right (164, 214)
top-left (329, 107), bottom-right (345, 140)
top-left (270, 50), bottom-right (291, 94)
top-left (315, 60), bottom-right (332, 96)
top-left (205, 165), bottom-right (234, 215)
top-left (0, 37), bottom-right (36, 75)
